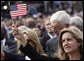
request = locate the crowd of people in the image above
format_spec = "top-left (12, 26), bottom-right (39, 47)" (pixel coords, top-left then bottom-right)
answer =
top-left (1, 1), bottom-right (83, 60)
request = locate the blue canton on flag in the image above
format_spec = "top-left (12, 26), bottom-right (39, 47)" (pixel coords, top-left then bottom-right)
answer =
top-left (10, 5), bottom-right (17, 11)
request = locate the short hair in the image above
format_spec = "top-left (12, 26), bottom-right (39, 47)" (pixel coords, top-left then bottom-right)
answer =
top-left (50, 10), bottom-right (70, 27)
top-left (44, 16), bottom-right (51, 22)
top-left (26, 21), bottom-right (36, 28)
top-left (44, 16), bottom-right (51, 26)
top-left (25, 17), bottom-right (35, 28)
top-left (70, 16), bottom-right (83, 27)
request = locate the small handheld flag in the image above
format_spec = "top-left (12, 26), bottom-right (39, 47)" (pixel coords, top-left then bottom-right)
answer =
top-left (10, 3), bottom-right (27, 17)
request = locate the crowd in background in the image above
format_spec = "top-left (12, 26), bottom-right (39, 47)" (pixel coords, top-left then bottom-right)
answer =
top-left (1, 1), bottom-right (83, 60)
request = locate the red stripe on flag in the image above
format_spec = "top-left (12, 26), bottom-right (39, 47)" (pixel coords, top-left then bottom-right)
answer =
top-left (10, 3), bottom-right (27, 17)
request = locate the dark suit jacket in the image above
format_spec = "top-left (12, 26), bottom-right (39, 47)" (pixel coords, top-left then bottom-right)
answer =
top-left (4, 52), bottom-right (25, 60)
top-left (40, 31), bottom-right (50, 53)
top-left (46, 36), bottom-right (58, 57)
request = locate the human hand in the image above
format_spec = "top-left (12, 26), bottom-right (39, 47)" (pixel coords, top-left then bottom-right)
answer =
top-left (1, 48), bottom-right (5, 60)
top-left (12, 23), bottom-right (27, 47)
top-left (12, 23), bottom-right (23, 40)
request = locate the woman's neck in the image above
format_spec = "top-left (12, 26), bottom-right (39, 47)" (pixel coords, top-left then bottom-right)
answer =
top-left (69, 49), bottom-right (81, 60)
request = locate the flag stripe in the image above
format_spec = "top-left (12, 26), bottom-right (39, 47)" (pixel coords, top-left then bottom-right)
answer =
top-left (10, 3), bottom-right (27, 17)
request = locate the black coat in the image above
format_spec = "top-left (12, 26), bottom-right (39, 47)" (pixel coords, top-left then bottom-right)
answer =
top-left (4, 52), bottom-right (25, 60)
top-left (40, 31), bottom-right (50, 53)
top-left (20, 43), bottom-right (83, 60)
top-left (46, 36), bottom-right (58, 57)
top-left (19, 42), bottom-right (59, 60)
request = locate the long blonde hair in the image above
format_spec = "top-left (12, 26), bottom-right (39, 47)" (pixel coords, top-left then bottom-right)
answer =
top-left (22, 29), bottom-right (45, 55)
top-left (58, 26), bottom-right (83, 60)
top-left (16, 25), bottom-right (29, 55)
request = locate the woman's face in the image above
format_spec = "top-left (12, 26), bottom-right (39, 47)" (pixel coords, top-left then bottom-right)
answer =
top-left (23, 33), bottom-right (30, 40)
top-left (62, 32), bottom-right (80, 54)
top-left (34, 28), bottom-right (41, 37)
top-left (23, 33), bottom-right (34, 46)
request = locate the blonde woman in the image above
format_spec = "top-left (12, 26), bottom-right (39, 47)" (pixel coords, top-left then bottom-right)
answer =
top-left (58, 26), bottom-right (83, 60)
top-left (12, 23), bottom-right (59, 60)
top-left (21, 29), bottom-right (46, 55)
top-left (16, 26), bottom-right (46, 60)
top-left (12, 23), bottom-right (46, 55)
top-left (1, 24), bottom-right (46, 60)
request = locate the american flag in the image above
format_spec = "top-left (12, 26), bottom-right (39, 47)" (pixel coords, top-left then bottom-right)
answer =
top-left (10, 3), bottom-right (27, 17)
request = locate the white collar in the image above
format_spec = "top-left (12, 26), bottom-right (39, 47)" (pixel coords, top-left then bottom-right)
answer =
top-left (48, 33), bottom-right (57, 39)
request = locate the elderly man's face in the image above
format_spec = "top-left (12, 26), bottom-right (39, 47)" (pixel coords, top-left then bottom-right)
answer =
top-left (51, 21), bottom-right (63, 35)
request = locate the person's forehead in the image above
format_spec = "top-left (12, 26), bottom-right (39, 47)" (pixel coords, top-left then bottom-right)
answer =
top-left (62, 32), bottom-right (73, 39)
top-left (45, 20), bottom-right (50, 24)
top-left (63, 32), bottom-right (72, 36)
top-left (51, 21), bottom-right (61, 26)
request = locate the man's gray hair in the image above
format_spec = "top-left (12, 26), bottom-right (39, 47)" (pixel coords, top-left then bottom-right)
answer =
top-left (70, 16), bottom-right (83, 27)
top-left (50, 10), bottom-right (70, 27)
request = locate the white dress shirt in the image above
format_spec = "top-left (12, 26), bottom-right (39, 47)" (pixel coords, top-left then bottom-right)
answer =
top-left (48, 33), bottom-right (57, 39)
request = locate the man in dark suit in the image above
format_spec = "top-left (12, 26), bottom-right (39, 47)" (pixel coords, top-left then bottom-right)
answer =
top-left (46, 35), bottom-right (58, 58)
top-left (46, 10), bottom-right (70, 58)
top-left (40, 16), bottom-right (56, 53)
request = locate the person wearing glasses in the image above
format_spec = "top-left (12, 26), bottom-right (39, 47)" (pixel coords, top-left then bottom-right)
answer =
top-left (11, 22), bottom-right (82, 60)
top-left (46, 10), bottom-right (70, 58)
